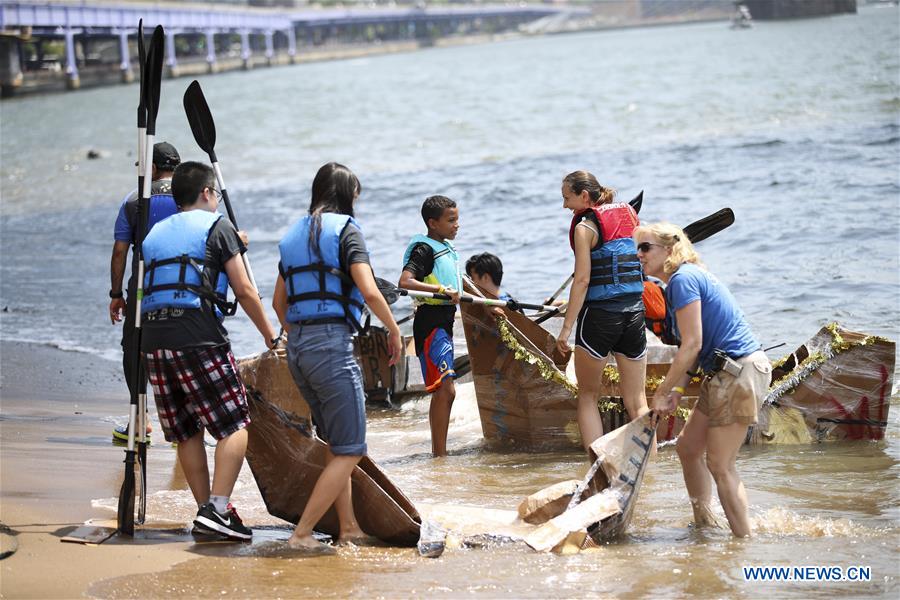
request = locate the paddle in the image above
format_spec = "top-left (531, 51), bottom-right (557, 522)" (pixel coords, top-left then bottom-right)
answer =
top-left (183, 80), bottom-right (258, 291)
top-left (117, 19), bottom-right (145, 537)
top-left (376, 277), bottom-right (559, 312)
top-left (118, 23), bottom-right (164, 536)
top-left (542, 191), bottom-right (644, 306)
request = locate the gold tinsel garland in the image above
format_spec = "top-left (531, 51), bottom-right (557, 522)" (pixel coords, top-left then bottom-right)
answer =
top-left (494, 319), bottom-right (886, 421)
top-left (496, 317), bottom-right (578, 395)
top-left (764, 322), bottom-right (889, 404)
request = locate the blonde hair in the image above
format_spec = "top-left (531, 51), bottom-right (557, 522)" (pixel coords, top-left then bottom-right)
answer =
top-left (563, 170), bottom-right (616, 206)
top-left (633, 222), bottom-right (704, 275)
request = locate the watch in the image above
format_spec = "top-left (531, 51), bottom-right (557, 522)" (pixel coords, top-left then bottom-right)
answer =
top-left (109, 290), bottom-right (124, 299)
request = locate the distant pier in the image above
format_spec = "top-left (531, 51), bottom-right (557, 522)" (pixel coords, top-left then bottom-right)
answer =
top-left (0, 2), bottom-right (578, 97)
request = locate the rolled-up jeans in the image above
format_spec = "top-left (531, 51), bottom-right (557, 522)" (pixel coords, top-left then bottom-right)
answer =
top-left (286, 322), bottom-right (367, 456)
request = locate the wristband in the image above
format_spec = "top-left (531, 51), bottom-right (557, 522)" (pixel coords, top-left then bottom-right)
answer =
top-left (109, 290), bottom-right (124, 299)
top-left (672, 386), bottom-right (685, 395)
top-left (437, 285), bottom-right (446, 295)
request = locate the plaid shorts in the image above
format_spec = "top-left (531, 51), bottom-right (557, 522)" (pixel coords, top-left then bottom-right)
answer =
top-left (144, 345), bottom-right (250, 443)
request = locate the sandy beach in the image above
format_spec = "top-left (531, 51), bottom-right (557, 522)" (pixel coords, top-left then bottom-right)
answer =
top-left (0, 341), bottom-right (201, 597)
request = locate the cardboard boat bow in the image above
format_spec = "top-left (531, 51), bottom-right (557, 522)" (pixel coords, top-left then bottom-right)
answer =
top-left (238, 350), bottom-right (422, 546)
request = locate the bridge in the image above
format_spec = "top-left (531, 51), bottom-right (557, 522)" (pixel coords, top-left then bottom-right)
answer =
top-left (0, 2), bottom-right (579, 95)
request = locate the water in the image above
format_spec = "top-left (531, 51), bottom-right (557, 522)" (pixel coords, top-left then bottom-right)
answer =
top-left (2, 7), bottom-right (900, 597)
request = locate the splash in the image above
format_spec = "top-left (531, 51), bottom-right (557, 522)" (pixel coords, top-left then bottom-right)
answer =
top-left (752, 506), bottom-right (886, 538)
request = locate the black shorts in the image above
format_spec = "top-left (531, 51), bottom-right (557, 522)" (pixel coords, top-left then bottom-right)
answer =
top-left (575, 306), bottom-right (647, 360)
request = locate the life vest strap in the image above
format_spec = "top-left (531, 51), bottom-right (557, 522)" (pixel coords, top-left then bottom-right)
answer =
top-left (281, 262), bottom-right (368, 333)
top-left (145, 254), bottom-right (236, 316)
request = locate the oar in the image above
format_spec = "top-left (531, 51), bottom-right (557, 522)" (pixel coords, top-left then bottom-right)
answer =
top-left (117, 19), bottom-right (145, 537)
top-left (183, 80), bottom-right (258, 291)
top-left (542, 191), bottom-right (644, 306)
top-left (118, 22), bottom-right (164, 536)
top-left (376, 278), bottom-right (558, 312)
top-left (137, 24), bottom-right (164, 528)
top-left (681, 207), bottom-right (734, 243)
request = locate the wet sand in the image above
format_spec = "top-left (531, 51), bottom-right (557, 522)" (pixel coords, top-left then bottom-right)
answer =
top-left (0, 341), bottom-right (195, 597)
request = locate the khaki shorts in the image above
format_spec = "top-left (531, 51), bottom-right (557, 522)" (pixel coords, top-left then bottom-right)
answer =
top-left (697, 350), bottom-right (771, 427)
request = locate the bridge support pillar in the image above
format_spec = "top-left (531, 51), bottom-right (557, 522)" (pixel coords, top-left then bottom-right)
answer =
top-left (0, 36), bottom-right (23, 98)
top-left (240, 29), bottom-right (252, 70)
top-left (286, 27), bottom-right (297, 64)
top-left (264, 30), bottom-right (274, 66)
top-left (205, 30), bottom-right (218, 73)
top-left (64, 28), bottom-right (80, 90)
top-left (117, 30), bottom-right (133, 83)
top-left (165, 29), bottom-right (178, 78)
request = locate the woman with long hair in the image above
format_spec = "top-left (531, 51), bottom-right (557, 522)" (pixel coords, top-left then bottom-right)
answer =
top-left (556, 170), bottom-right (648, 452)
top-left (634, 222), bottom-right (771, 537)
top-left (273, 162), bottom-right (402, 550)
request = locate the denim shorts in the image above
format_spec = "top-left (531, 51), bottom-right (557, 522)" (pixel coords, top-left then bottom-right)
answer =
top-left (286, 322), bottom-right (367, 456)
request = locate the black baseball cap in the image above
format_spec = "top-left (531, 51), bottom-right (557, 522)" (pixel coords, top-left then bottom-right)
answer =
top-left (135, 142), bottom-right (181, 169)
top-left (152, 142), bottom-right (180, 169)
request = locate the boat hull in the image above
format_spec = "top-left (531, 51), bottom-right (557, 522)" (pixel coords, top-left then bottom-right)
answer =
top-left (237, 350), bottom-right (422, 546)
top-left (460, 287), bottom-right (894, 450)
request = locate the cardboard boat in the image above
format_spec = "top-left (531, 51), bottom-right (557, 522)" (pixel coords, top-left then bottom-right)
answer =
top-left (237, 350), bottom-right (422, 546)
top-left (459, 281), bottom-right (895, 450)
top-left (523, 413), bottom-right (657, 552)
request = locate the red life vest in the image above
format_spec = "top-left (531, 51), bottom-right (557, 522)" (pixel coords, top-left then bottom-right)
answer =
top-left (569, 202), bottom-right (643, 302)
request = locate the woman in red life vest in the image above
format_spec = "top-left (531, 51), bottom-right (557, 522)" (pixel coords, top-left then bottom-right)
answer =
top-left (556, 171), bottom-right (649, 452)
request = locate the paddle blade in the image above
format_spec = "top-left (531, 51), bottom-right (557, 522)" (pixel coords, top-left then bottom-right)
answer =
top-left (117, 451), bottom-right (136, 536)
top-left (145, 26), bottom-right (165, 135)
top-left (684, 208), bottom-right (735, 243)
top-left (629, 190), bottom-right (643, 214)
top-left (375, 277), bottom-right (402, 305)
top-left (137, 20), bottom-right (146, 127)
top-left (183, 80), bottom-right (217, 155)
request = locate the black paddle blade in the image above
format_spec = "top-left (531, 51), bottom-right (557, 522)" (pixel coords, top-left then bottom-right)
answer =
top-left (629, 190), bottom-right (643, 214)
top-left (137, 19), bottom-right (146, 128)
top-left (137, 442), bottom-right (147, 525)
top-left (117, 451), bottom-right (136, 536)
top-left (375, 277), bottom-right (401, 305)
top-left (684, 208), bottom-right (735, 243)
top-left (145, 26), bottom-right (165, 135)
top-left (183, 80), bottom-right (217, 155)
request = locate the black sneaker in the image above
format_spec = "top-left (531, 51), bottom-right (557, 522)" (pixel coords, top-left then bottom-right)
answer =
top-left (193, 503), bottom-right (252, 541)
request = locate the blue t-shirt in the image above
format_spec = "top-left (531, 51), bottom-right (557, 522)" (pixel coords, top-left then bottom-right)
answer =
top-left (113, 180), bottom-right (178, 243)
top-left (666, 263), bottom-right (760, 371)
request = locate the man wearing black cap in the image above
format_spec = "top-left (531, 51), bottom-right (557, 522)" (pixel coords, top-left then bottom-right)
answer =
top-left (108, 141), bottom-right (181, 441)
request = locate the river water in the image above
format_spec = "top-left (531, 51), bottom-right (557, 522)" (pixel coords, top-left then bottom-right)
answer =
top-left (2, 6), bottom-right (899, 598)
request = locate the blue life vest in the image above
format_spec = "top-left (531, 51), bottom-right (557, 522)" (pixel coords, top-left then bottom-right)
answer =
top-left (402, 234), bottom-right (460, 306)
top-left (569, 203), bottom-right (643, 302)
top-left (141, 210), bottom-right (234, 318)
top-left (278, 213), bottom-right (366, 329)
top-left (145, 180), bottom-right (178, 239)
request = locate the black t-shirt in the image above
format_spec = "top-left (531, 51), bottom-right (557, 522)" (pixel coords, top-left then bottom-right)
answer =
top-left (403, 243), bottom-right (455, 353)
top-left (402, 242), bottom-right (435, 281)
top-left (140, 216), bottom-right (246, 352)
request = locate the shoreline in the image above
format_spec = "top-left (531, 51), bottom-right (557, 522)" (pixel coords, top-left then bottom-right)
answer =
top-left (0, 340), bottom-right (189, 597)
top-left (3, 14), bottom-right (729, 100)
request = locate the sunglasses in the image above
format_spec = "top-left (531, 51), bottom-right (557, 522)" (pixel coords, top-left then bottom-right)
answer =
top-left (636, 242), bottom-right (663, 253)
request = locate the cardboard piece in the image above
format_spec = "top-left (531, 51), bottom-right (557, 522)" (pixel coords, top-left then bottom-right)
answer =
top-left (517, 479), bottom-right (581, 525)
top-left (524, 414), bottom-right (657, 553)
top-left (237, 351), bottom-right (422, 546)
top-left (60, 526), bottom-right (117, 545)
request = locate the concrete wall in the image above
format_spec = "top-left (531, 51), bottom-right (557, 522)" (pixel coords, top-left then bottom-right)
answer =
top-left (742, 0), bottom-right (857, 19)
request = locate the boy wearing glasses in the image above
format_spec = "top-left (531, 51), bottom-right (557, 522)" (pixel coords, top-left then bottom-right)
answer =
top-left (140, 161), bottom-right (279, 540)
